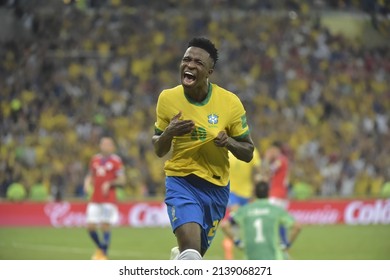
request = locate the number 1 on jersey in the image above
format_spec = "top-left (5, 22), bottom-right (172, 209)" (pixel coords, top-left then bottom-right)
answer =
top-left (253, 218), bottom-right (265, 243)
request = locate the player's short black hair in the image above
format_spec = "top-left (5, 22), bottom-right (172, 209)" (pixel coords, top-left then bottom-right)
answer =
top-left (254, 181), bottom-right (269, 199)
top-left (187, 37), bottom-right (218, 68)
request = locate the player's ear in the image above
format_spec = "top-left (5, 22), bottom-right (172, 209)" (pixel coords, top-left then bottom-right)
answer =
top-left (208, 68), bottom-right (214, 76)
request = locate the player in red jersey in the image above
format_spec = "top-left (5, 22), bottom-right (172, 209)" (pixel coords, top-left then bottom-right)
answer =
top-left (263, 141), bottom-right (290, 252)
top-left (265, 141), bottom-right (289, 208)
top-left (84, 137), bottom-right (126, 260)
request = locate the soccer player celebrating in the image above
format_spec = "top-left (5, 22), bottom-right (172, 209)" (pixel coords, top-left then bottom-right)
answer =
top-left (84, 136), bottom-right (125, 260)
top-left (263, 141), bottom-right (290, 252)
top-left (221, 148), bottom-right (262, 260)
top-left (222, 181), bottom-right (301, 260)
top-left (152, 37), bottom-right (254, 260)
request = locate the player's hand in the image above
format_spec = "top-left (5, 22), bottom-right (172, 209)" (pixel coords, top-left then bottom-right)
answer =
top-left (165, 111), bottom-right (195, 137)
top-left (214, 131), bottom-right (229, 147)
top-left (102, 181), bottom-right (111, 196)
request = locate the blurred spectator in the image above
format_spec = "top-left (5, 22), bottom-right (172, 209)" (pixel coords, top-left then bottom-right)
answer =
top-left (0, 0), bottom-right (389, 200)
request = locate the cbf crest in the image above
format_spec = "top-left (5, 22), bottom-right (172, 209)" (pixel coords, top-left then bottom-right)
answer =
top-left (208, 113), bottom-right (219, 125)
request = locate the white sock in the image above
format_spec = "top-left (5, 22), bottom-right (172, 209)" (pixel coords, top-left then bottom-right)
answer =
top-left (177, 249), bottom-right (202, 260)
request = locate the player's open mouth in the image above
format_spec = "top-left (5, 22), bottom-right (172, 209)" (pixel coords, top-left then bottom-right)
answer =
top-left (183, 71), bottom-right (196, 86)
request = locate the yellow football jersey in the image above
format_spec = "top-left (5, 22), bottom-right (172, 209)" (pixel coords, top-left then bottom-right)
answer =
top-left (155, 83), bottom-right (250, 186)
top-left (229, 148), bottom-right (261, 198)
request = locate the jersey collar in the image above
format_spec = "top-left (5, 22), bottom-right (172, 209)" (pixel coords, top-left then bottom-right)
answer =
top-left (184, 82), bottom-right (212, 106)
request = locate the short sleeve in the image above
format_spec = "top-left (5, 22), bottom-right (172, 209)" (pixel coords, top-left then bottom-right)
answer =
top-left (154, 91), bottom-right (170, 134)
top-left (227, 95), bottom-right (250, 139)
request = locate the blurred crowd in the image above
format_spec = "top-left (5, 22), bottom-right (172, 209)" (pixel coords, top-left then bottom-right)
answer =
top-left (0, 0), bottom-right (389, 200)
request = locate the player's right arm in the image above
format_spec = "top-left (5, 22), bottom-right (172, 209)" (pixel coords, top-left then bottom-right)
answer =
top-left (152, 111), bottom-right (195, 157)
top-left (83, 171), bottom-right (93, 194)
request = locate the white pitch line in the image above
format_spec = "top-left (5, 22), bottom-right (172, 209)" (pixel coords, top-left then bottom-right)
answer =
top-left (0, 241), bottom-right (224, 260)
top-left (0, 241), bottom-right (168, 259)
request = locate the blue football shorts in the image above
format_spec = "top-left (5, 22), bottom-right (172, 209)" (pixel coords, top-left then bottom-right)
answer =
top-left (165, 174), bottom-right (230, 251)
top-left (228, 192), bottom-right (250, 208)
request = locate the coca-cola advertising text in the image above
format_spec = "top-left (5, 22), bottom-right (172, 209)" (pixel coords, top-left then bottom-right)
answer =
top-left (0, 201), bottom-right (170, 227)
top-left (289, 199), bottom-right (390, 225)
top-left (0, 199), bottom-right (389, 227)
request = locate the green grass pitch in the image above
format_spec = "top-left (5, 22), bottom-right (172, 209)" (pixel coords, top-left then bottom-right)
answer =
top-left (0, 225), bottom-right (389, 260)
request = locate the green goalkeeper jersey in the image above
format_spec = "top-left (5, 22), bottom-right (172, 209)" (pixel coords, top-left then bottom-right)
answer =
top-left (231, 198), bottom-right (295, 260)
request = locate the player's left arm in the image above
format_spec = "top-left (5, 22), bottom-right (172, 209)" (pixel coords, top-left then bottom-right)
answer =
top-left (220, 217), bottom-right (236, 241)
top-left (229, 133), bottom-right (254, 163)
top-left (102, 164), bottom-right (126, 195)
top-left (111, 158), bottom-right (126, 187)
top-left (288, 221), bottom-right (302, 248)
top-left (281, 213), bottom-right (302, 249)
top-left (111, 169), bottom-right (126, 187)
top-left (220, 216), bottom-right (244, 249)
top-left (215, 96), bottom-right (254, 162)
top-left (214, 132), bottom-right (254, 163)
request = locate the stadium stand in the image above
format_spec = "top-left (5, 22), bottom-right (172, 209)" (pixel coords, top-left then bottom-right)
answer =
top-left (0, 0), bottom-right (389, 200)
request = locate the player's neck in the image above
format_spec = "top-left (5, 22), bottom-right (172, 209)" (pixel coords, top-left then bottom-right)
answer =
top-left (184, 82), bottom-right (210, 103)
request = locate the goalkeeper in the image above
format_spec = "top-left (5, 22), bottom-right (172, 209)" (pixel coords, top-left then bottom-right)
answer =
top-left (221, 181), bottom-right (301, 260)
